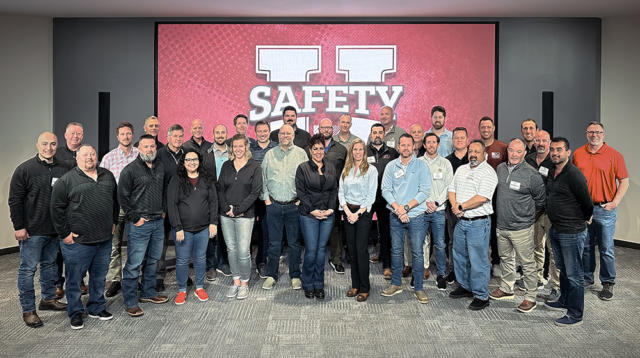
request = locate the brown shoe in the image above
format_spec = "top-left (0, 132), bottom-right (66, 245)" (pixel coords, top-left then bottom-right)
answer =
top-left (383, 268), bottom-right (392, 280)
top-left (23, 311), bottom-right (43, 328)
top-left (424, 270), bottom-right (430, 280)
top-left (81, 281), bottom-right (88, 295)
top-left (517, 299), bottom-right (537, 313)
top-left (38, 299), bottom-right (67, 311)
top-left (489, 288), bottom-right (515, 301)
top-left (402, 266), bottom-right (412, 277)
top-left (126, 306), bottom-right (144, 317)
top-left (54, 286), bottom-right (64, 299)
top-left (346, 288), bottom-right (359, 297)
top-left (139, 295), bottom-right (169, 304)
top-left (356, 293), bottom-right (369, 302)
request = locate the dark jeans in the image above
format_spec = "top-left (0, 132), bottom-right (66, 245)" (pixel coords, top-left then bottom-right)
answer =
top-left (489, 198), bottom-right (500, 265)
top-left (329, 211), bottom-right (344, 265)
top-left (55, 248), bottom-right (65, 287)
top-left (445, 206), bottom-right (458, 274)
top-left (372, 200), bottom-right (392, 269)
top-left (549, 226), bottom-right (588, 321)
top-left (17, 235), bottom-right (59, 312)
top-left (252, 200), bottom-right (269, 265)
top-left (266, 202), bottom-right (303, 280)
top-left (344, 211), bottom-right (373, 293)
top-left (206, 230), bottom-right (229, 271)
top-left (453, 217), bottom-right (491, 300)
top-left (60, 240), bottom-right (111, 318)
top-left (156, 218), bottom-right (174, 282)
top-left (122, 219), bottom-right (164, 309)
top-left (300, 213), bottom-right (334, 291)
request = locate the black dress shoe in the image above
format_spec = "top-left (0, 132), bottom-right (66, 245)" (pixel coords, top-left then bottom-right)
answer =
top-left (468, 298), bottom-right (490, 311)
top-left (304, 290), bottom-right (314, 299)
top-left (314, 289), bottom-right (325, 300)
top-left (105, 281), bottom-right (121, 298)
top-left (23, 311), bottom-right (43, 328)
top-left (449, 286), bottom-right (473, 299)
top-left (38, 299), bottom-right (67, 311)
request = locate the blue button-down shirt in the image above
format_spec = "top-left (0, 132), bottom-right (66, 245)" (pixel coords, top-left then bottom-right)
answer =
top-left (250, 140), bottom-right (278, 165)
top-left (426, 127), bottom-right (453, 157)
top-left (338, 165), bottom-right (378, 212)
top-left (381, 156), bottom-right (431, 218)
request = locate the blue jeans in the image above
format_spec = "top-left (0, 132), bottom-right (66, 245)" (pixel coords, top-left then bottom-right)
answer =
top-left (174, 228), bottom-right (209, 291)
top-left (584, 206), bottom-right (617, 285)
top-left (300, 213), bottom-right (334, 291)
top-left (425, 210), bottom-right (447, 276)
top-left (453, 217), bottom-right (491, 300)
top-left (220, 216), bottom-right (254, 282)
top-left (390, 213), bottom-right (427, 290)
top-left (17, 235), bottom-right (59, 312)
top-left (266, 202), bottom-right (303, 280)
top-left (206, 231), bottom-right (229, 271)
top-left (60, 240), bottom-right (111, 317)
top-left (122, 219), bottom-right (164, 309)
top-left (549, 227), bottom-right (588, 321)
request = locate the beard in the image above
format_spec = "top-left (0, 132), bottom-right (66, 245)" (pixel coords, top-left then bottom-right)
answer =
top-left (432, 121), bottom-right (444, 130)
top-left (469, 157), bottom-right (479, 167)
top-left (140, 151), bottom-right (157, 163)
top-left (372, 137), bottom-right (383, 146)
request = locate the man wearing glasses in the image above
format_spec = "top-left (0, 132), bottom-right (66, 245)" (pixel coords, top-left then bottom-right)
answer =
top-left (572, 121), bottom-right (628, 301)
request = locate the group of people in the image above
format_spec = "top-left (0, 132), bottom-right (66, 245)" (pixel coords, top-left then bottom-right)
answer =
top-left (10, 104), bottom-right (628, 330)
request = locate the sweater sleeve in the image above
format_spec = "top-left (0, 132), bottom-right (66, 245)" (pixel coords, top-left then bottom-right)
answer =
top-left (570, 169), bottom-right (594, 221)
top-left (208, 179), bottom-right (219, 225)
top-left (295, 164), bottom-right (312, 215)
top-left (218, 163), bottom-right (230, 215)
top-left (50, 176), bottom-right (71, 238)
top-left (166, 177), bottom-right (183, 230)
top-left (117, 167), bottom-right (140, 223)
top-left (8, 165), bottom-right (27, 230)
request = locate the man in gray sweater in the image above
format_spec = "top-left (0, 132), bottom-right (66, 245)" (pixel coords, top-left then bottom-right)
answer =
top-left (489, 138), bottom-right (546, 313)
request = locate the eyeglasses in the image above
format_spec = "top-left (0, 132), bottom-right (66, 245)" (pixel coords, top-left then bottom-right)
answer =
top-left (185, 158), bottom-right (199, 163)
top-left (586, 131), bottom-right (603, 135)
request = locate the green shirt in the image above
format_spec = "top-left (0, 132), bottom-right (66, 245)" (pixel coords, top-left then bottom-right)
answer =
top-left (261, 145), bottom-right (308, 201)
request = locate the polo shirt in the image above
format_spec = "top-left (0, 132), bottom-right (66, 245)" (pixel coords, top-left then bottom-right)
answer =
top-left (572, 142), bottom-right (628, 203)
top-left (448, 160), bottom-right (498, 218)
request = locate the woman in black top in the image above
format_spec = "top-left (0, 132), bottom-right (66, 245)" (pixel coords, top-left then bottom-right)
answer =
top-left (218, 134), bottom-right (262, 300)
top-left (167, 149), bottom-right (218, 304)
top-left (295, 134), bottom-right (338, 300)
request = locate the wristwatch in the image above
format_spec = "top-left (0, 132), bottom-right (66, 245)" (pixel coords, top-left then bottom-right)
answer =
top-left (404, 204), bottom-right (410, 212)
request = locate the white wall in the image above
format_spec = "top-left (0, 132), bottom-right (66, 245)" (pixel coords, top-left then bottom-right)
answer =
top-left (0, 13), bottom-right (53, 250)
top-left (601, 16), bottom-right (640, 244)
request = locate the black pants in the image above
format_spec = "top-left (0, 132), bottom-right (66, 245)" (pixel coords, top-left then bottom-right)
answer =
top-left (344, 212), bottom-right (373, 293)
top-left (372, 200), bottom-right (391, 269)
top-left (445, 206), bottom-right (458, 274)
top-left (489, 198), bottom-right (500, 265)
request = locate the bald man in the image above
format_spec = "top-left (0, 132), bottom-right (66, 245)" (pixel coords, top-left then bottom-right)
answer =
top-left (409, 123), bottom-right (425, 157)
top-left (379, 106), bottom-right (406, 150)
top-left (9, 132), bottom-right (69, 328)
top-left (134, 116), bottom-right (164, 149)
top-left (182, 118), bottom-right (212, 154)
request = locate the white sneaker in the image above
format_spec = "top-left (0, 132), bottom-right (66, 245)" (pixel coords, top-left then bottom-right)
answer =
top-left (262, 277), bottom-right (275, 290)
top-left (226, 285), bottom-right (239, 298)
top-left (291, 278), bottom-right (302, 290)
top-left (492, 264), bottom-right (502, 278)
top-left (236, 286), bottom-right (249, 300)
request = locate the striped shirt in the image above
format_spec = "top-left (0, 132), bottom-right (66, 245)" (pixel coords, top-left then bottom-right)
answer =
top-left (448, 160), bottom-right (498, 218)
top-left (99, 146), bottom-right (139, 183)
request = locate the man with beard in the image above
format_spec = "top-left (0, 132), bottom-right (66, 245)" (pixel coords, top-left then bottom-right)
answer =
top-left (525, 129), bottom-right (560, 301)
top-left (100, 122), bottom-right (139, 298)
top-left (182, 118), bottom-right (212, 154)
top-left (270, 106), bottom-right (311, 149)
top-left (134, 115), bottom-right (164, 149)
top-left (318, 118), bottom-right (347, 273)
top-left (367, 123), bottom-right (399, 279)
top-left (448, 140), bottom-right (498, 311)
top-left (426, 106), bottom-right (453, 157)
top-left (521, 119), bottom-right (538, 155)
top-left (51, 145), bottom-right (118, 329)
top-left (118, 134), bottom-right (169, 317)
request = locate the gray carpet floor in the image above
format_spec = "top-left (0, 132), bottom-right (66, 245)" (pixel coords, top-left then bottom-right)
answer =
top-left (1, 245), bottom-right (639, 357)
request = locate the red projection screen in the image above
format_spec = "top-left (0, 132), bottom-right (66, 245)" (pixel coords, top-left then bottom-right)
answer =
top-left (156, 23), bottom-right (496, 143)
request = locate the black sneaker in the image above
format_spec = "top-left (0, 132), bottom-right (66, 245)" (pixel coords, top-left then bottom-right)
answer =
top-left (598, 283), bottom-right (614, 301)
top-left (256, 263), bottom-right (268, 279)
top-left (468, 298), bottom-right (490, 311)
top-left (446, 271), bottom-right (456, 284)
top-left (436, 275), bottom-right (447, 291)
top-left (216, 265), bottom-right (232, 277)
top-left (88, 310), bottom-right (113, 321)
top-left (330, 262), bottom-right (345, 274)
top-left (314, 289), bottom-right (326, 300)
top-left (449, 286), bottom-right (473, 299)
top-left (105, 281), bottom-right (121, 298)
top-left (70, 313), bottom-right (84, 330)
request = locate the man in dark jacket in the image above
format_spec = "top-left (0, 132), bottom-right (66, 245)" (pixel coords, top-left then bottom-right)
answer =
top-left (269, 106), bottom-right (311, 150)
top-left (9, 131), bottom-right (68, 328)
top-left (118, 134), bottom-right (169, 317)
top-left (182, 118), bottom-right (212, 155)
top-left (50, 144), bottom-right (118, 330)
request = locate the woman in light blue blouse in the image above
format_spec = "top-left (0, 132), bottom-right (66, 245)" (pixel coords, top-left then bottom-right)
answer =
top-left (338, 139), bottom-right (378, 302)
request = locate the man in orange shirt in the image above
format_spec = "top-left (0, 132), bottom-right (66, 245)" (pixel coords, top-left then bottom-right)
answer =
top-left (572, 121), bottom-right (629, 301)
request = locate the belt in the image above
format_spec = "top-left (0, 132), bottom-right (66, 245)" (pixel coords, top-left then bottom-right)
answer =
top-left (593, 201), bottom-right (609, 206)
top-left (346, 203), bottom-right (361, 212)
top-left (269, 196), bottom-right (297, 205)
top-left (460, 215), bottom-right (489, 221)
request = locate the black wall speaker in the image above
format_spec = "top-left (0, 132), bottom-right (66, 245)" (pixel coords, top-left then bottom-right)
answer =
top-left (542, 91), bottom-right (554, 137)
top-left (98, 92), bottom-right (110, 161)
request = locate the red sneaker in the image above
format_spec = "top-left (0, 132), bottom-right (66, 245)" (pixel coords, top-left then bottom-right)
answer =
top-left (175, 291), bottom-right (187, 305)
top-left (194, 288), bottom-right (209, 302)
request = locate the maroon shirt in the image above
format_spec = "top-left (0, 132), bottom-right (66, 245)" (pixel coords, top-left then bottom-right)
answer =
top-left (485, 139), bottom-right (507, 170)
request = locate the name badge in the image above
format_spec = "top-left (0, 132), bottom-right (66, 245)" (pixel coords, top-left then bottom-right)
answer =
top-left (433, 172), bottom-right (443, 180)
top-left (394, 169), bottom-right (404, 179)
top-left (539, 166), bottom-right (549, 177)
top-left (51, 177), bottom-right (58, 186)
top-left (509, 181), bottom-right (521, 191)
top-left (367, 156), bottom-right (376, 164)
top-left (491, 152), bottom-right (501, 159)
top-left (386, 140), bottom-right (395, 148)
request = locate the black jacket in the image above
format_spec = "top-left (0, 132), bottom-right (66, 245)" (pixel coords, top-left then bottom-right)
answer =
top-left (295, 159), bottom-right (338, 217)
top-left (525, 152), bottom-right (554, 186)
top-left (54, 146), bottom-right (78, 169)
top-left (546, 162), bottom-right (594, 234)
top-left (323, 139), bottom-right (347, 180)
top-left (167, 175), bottom-right (218, 232)
top-left (50, 167), bottom-right (118, 244)
top-left (367, 143), bottom-right (399, 202)
top-left (270, 126), bottom-right (311, 150)
top-left (218, 159), bottom-right (262, 218)
top-left (157, 145), bottom-right (183, 186)
top-left (446, 150), bottom-right (469, 174)
top-left (182, 136), bottom-right (213, 155)
top-left (118, 156), bottom-right (165, 223)
top-left (9, 156), bottom-right (70, 236)
top-left (200, 143), bottom-right (218, 188)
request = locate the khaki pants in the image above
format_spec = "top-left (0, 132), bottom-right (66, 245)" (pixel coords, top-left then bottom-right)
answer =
top-left (497, 225), bottom-right (537, 302)
top-left (533, 213), bottom-right (559, 290)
